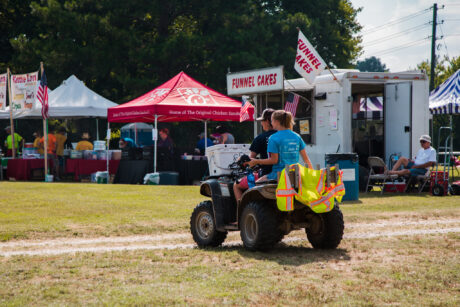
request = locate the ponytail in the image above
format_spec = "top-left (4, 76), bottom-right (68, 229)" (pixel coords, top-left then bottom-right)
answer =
top-left (272, 110), bottom-right (295, 129)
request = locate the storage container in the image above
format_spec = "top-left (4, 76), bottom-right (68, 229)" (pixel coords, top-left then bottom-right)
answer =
top-left (93, 141), bottom-right (106, 151)
top-left (206, 144), bottom-right (250, 176)
top-left (325, 153), bottom-right (359, 201)
top-left (97, 150), bottom-right (111, 160)
top-left (70, 150), bottom-right (83, 159)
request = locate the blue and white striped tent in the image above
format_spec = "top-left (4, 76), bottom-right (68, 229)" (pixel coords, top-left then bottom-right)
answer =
top-left (429, 69), bottom-right (460, 115)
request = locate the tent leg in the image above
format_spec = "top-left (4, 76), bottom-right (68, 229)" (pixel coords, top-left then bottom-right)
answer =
top-left (253, 95), bottom-right (258, 138)
top-left (107, 122), bottom-right (110, 184)
top-left (154, 115), bottom-right (158, 173)
top-left (204, 120), bottom-right (208, 155)
top-left (96, 118), bottom-right (99, 140)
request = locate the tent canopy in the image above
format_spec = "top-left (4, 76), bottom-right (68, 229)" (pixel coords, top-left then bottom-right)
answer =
top-left (429, 69), bottom-right (460, 115)
top-left (15, 75), bottom-right (117, 119)
top-left (108, 71), bottom-right (254, 123)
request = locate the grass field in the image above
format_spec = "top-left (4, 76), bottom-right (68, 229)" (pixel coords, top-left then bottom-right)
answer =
top-left (0, 182), bottom-right (459, 305)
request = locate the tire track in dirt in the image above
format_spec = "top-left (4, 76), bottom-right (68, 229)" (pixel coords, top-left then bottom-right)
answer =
top-left (1, 218), bottom-right (459, 257)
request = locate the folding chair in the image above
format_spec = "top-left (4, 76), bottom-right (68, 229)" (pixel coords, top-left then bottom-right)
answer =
top-left (404, 169), bottom-right (431, 193)
top-left (366, 156), bottom-right (398, 194)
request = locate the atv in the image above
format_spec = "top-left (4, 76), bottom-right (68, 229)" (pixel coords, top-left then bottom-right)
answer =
top-left (190, 155), bottom-right (344, 251)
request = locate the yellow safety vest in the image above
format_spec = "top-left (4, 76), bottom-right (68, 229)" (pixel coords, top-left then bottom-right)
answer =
top-left (276, 164), bottom-right (345, 213)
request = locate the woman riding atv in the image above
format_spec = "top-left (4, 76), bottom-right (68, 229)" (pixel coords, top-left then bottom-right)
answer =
top-left (246, 109), bottom-right (313, 180)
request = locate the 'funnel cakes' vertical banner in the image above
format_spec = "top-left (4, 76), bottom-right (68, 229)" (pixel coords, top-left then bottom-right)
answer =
top-left (0, 73), bottom-right (6, 110)
top-left (294, 30), bottom-right (326, 84)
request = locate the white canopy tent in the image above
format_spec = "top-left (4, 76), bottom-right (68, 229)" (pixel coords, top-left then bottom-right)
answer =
top-left (16, 75), bottom-right (117, 118)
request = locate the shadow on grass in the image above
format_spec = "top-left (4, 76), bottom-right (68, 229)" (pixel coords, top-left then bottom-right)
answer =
top-left (208, 244), bottom-right (351, 266)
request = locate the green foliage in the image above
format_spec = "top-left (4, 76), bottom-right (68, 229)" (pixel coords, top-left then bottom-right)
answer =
top-left (356, 56), bottom-right (387, 72)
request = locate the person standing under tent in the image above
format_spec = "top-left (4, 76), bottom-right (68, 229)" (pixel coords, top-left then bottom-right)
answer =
top-left (247, 110), bottom-right (313, 182)
top-left (75, 132), bottom-right (93, 151)
top-left (158, 128), bottom-right (174, 154)
top-left (215, 125), bottom-right (235, 144)
top-left (33, 130), bottom-right (44, 155)
top-left (4, 126), bottom-right (24, 157)
top-left (55, 127), bottom-right (67, 180)
top-left (196, 132), bottom-right (213, 155)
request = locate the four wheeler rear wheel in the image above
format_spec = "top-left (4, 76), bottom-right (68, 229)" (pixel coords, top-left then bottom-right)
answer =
top-left (190, 201), bottom-right (227, 247)
top-left (305, 205), bottom-right (344, 249)
top-left (240, 201), bottom-right (282, 251)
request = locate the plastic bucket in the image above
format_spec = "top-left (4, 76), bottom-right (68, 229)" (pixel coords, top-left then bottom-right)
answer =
top-left (45, 174), bottom-right (54, 182)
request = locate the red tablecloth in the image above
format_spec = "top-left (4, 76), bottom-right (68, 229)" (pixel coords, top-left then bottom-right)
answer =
top-left (65, 159), bottom-right (120, 180)
top-left (6, 159), bottom-right (54, 181)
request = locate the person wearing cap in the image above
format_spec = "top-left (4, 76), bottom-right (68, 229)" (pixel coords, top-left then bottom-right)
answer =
top-left (388, 134), bottom-right (436, 176)
top-left (214, 125), bottom-right (235, 144)
top-left (119, 137), bottom-right (136, 149)
top-left (4, 126), bottom-right (24, 157)
top-left (196, 132), bottom-right (213, 155)
top-left (233, 108), bottom-right (277, 201)
top-left (75, 132), bottom-right (93, 151)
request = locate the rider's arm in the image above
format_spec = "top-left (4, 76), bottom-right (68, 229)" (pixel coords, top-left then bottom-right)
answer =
top-left (300, 149), bottom-right (313, 169)
top-left (247, 153), bottom-right (278, 167)
top-left (249, 151), bottom-right (257, 159)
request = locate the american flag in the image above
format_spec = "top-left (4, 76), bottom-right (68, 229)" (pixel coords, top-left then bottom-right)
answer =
top-left (284, 92), bottom-right (300, 117)
top-left (37, 71), bottom-right (49, 119)
top-left (240, 96), bottom-right (251, 122)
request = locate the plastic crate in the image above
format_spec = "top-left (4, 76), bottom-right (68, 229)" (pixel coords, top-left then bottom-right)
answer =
top-left (430, 171), bottom-right (449, 196)
top-left (383, 182), bottom-right (406, 193)
top-left (206, 144), bottom-right (250, 176)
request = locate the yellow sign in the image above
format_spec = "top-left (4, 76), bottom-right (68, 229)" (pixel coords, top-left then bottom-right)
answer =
top-left (299, 119), bottom-right (310, 135)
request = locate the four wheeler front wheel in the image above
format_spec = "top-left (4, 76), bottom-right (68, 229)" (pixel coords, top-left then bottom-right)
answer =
top-left (240, 201), bottom-right (282, 251)
top-left (190, 201), bottom-right (227, 247)
top-left (305, 205), bottom-right (344, 249)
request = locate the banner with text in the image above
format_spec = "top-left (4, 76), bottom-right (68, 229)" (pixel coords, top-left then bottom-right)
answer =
top-left (227, 66), bottom-right (283, 95)
top-left (10, 71), bottom-right (38, 113)
top-left (294, 30), bottom-right (326, 84)
top-left (0, 73), bottom-right (6, 110)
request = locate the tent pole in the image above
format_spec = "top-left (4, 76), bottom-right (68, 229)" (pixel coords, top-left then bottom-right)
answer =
top-left (204, 120), bottom-right (208, 155)
top-left (253, 95), bottom-right (258, 138)
top-left (7, 68), bottom-right (16, 159)
top-left (134, 123), bottom-right (138, 145)
top-left (96, 118), bottom-right (99, 140)
top-left (154, 115), bottom-right (158, 173)
top-left (106, 122), bottom-right (110, 184)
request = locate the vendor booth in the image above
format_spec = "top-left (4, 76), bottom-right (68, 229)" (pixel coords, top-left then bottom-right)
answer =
top-left (2, 75), bottom-right (120, 181)
top-left (108, 71), bottom-right (254, 184)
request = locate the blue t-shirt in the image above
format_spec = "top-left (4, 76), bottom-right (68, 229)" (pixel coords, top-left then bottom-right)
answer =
top-left (266, 130), bottom-right (306, 180)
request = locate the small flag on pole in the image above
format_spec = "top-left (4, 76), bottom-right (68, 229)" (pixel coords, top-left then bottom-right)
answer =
top-left (37, 71), bottom-right (49, 119)
top-left (240, 96), bottom-right (251, 122)
top-left (284, 92), bottom-right (300, 117)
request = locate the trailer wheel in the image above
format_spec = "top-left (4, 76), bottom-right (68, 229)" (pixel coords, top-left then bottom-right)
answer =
top-left (190, 201), bottom-right (227, 247)
top-left (432, 184), bottom-right (445, 197)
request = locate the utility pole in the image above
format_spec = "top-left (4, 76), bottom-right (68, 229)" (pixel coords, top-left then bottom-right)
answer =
top-left (429, 3), bottom-right (438, 92)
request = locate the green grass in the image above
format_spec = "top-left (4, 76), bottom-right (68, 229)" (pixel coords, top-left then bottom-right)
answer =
top-left (0, 182), bottom-right (459, 305)
top-left (0, 182), bottom-right (459, 241)
top-left (0, 234), bottom-right (458, 306)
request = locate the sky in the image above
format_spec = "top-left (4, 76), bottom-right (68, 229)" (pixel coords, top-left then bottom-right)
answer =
top-left (350, 0), bottom-right (460, 72)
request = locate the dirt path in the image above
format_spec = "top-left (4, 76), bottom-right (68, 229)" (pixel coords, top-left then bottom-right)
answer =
top-left (1, 218), bottom-right (459, 257)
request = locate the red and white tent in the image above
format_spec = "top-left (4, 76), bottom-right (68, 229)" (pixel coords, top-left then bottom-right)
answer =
top-left (107, 71), bottom-right (254, 174)
top-left (108, 71), bottom-right (254, 123)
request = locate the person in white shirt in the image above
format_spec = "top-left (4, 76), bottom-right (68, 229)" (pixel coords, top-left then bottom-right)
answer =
top-left (388, 135), bottom-right (436, 176)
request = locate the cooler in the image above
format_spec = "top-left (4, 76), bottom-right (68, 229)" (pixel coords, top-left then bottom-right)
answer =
top-left (325, 153), bottom-right (359, 201)
top-left (206, 144), bottom-right (250, 176)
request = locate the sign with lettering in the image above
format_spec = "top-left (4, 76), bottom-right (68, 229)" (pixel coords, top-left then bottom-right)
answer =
top-left (10, 71), bottom-right (38, 112)
top-left (0, 73), bottom-right (6, 110)
top-left (226, 66), bottom-right (284, 95)
top-left (294, 30), bottom-right (327, 84)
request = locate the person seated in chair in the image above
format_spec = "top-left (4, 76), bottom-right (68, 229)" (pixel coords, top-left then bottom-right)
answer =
top-left (388, 135), bottom-right (436, 177)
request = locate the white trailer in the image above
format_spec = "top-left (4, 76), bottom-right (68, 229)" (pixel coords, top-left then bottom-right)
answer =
top-left (242, 70), bottom-right (428, 171)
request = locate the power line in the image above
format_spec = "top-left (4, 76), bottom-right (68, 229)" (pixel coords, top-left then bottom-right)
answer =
top-left (361, 7), bottom-right (431, 35)
top-left (438, 23), bottom-right (449, 59)
top-left (365, 23), bottom-right (430, 46)
top-left (370, 37), bottom-right (429, 56)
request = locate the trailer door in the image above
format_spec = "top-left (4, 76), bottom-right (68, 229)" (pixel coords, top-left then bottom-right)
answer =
top-left (384, 82), bottom-right (411, 163)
